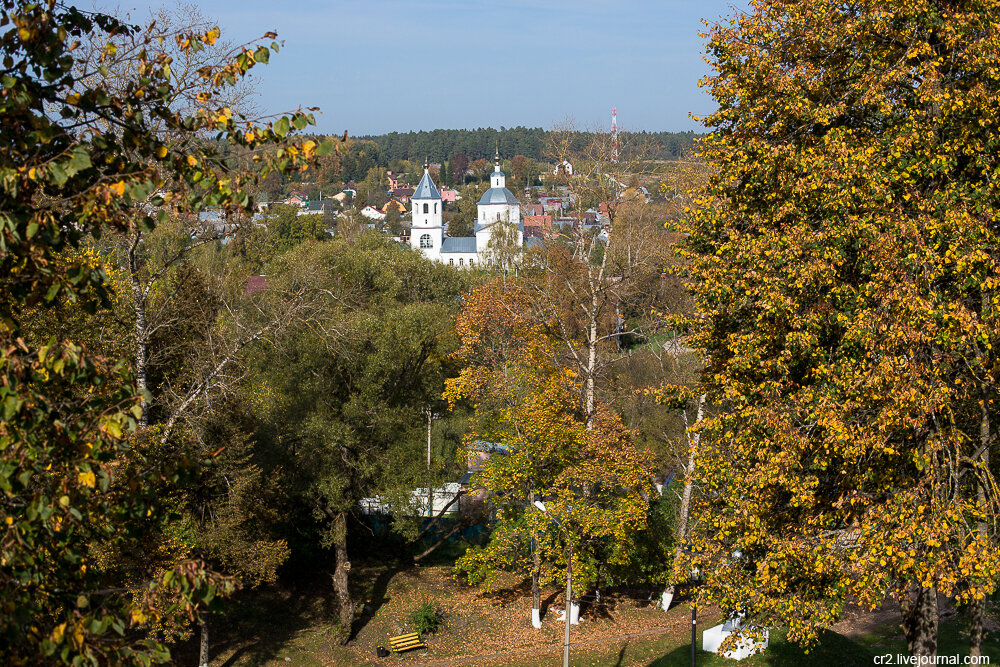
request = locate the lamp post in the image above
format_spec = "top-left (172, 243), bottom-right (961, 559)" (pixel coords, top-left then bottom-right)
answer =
top-left (691, 568), bottom-right (698, 667)
top-left (683, 544), bottom-right (703, 667)
top-left (534, 500), bottom-right (572, 667)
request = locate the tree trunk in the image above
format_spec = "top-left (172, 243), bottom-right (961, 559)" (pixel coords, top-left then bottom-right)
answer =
top-left (531, 541), bottom-right (542, 629)
top-left (198, 612), bottom-right (210, 667)
top-left (970, 599), bottom-right (984, 659)
top-left (661, 395), bottom-right (705, 611)
top-left (128, 229), bottom-right (149, 428)
top-left (332, 511), bottom-right (355, 644)
top-left (899, 585), bottom-right (938, 658)
top-left (585, 299), bottom-right (597, 425)
top-left (971, 395), bottom-right (991, 658)
top-left (531, 492), bottom-right (542, 629)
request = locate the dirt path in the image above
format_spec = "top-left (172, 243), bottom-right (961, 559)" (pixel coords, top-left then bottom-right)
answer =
top-left (831, 600), bottom-right (902, 639)
top-left (413, 619), bottom-right (690, 666)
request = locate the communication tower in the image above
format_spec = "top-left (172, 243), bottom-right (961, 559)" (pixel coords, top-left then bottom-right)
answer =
top-left (611, 107), bottom-right (619, 163)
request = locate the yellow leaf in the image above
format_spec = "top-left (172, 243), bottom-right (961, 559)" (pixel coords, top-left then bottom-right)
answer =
top-left (78, 471), bottom-right (95, 488)
top-left (186, 155), bottom-right (198, 167)
top-left (111, 181), bottom-right (126, 196)
top-left (156, 146), bottom-right (168, 159)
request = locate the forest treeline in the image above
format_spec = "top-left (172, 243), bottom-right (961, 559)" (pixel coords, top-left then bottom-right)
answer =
top-left (354, 127), bottom-right (701, 164)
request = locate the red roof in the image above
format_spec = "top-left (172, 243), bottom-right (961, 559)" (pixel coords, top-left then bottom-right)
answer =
top-left (244, 275), bottom-right (267, 295)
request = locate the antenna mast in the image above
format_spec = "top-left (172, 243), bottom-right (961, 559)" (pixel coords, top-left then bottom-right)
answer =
top-left (611, 107), bottom-right (619, 163)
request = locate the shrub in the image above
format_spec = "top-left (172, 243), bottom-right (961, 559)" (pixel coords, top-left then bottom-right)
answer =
top-left (410, 601), bottom-right (444, 635)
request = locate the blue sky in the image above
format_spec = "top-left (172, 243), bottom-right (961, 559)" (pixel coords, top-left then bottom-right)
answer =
top-left (111, 1), bottom-right (750, 135)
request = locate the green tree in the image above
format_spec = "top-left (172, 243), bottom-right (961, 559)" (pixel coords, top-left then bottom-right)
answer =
top-left (252, 235), bottom-right (468, 641)
top-left (449, 182), bottom-right (486, 238)
top-left (686, 0), bottom-right (1000, 659)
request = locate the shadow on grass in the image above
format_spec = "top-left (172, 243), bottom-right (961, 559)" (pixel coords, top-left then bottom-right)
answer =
top-left (540, 588), bottom-right (561, 618)
top-left (860, 615), bottom-right (1000, 662)
top-left (171, 581), bottom-right (340, 667)
top-left (614, 639), bottom-right (631, 667)
top-left (647, 628), bottom-right (876, 667)
top-left (348, 562), bottom-right (408, 643)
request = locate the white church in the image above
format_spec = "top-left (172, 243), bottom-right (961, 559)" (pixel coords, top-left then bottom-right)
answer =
top-left (411, 153), bottom-right (523, 267)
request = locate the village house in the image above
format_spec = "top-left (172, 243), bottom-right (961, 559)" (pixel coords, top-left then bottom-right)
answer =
top-left (386, 170), bottom-right (408, 190)
top-left (523, 214), bottom-right (553, 239)
top-left (552, 159), bottom-right (573, 176)
top-left (360, 205), bottom-right (386, 221)
top-left (382, 199), bottom-right (407, 215)
top-left (297, 200), bottom-right (334, 216)
top-left (390, 187), bottom-right (415, 203)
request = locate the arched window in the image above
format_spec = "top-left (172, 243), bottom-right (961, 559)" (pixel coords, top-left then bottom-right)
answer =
top-left (434, 203), bottom-right (437, 213)
top-left (469, 258), bottom-right (474, 267)
top-left (419, 234), bottom-right (432, 248)
top-left (459, 258), bottom-right (464, 266)
top-left (496, 212), bottom-right (501, 221)
top-left (423, 203), bottom-right (429, 214)
top-left (449, 258), bottom-right (454, 265)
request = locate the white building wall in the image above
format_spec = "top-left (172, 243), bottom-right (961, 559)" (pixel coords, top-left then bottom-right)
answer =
top-left (411, 195), bottom-right (443, 262)
top-left (415, 229), bottom-right (441, 261)
top-left (441, 252), bottom-right (479, 268)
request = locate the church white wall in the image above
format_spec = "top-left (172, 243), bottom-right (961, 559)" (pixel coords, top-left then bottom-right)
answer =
top-left (440, 252), bottom-right (479, 268)
top-left (414, 230), bottom-right (441, 261)
top-left (411, 200), bottom-right (442, 229)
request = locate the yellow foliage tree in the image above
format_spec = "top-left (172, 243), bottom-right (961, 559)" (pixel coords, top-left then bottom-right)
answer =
top-left (686, 0), bottom-right (1000, 659)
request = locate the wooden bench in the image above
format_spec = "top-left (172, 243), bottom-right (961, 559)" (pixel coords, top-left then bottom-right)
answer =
top-left (389, 632), bottom-right (425, 653)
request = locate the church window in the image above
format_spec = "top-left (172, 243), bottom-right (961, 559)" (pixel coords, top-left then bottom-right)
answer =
top-left (419, 234), bottom-right (432, 248)
top-left (469, 258), bottom-right (474, 266)
top-left (459, 258), bottom-right (464, 266)
top-left (434, 203), bottom-right (437, 213)
top-left (449, 258), bottom-right (454, 265)
top-left (496, 213), bottom-right (501, 221)
top-left (423, 203), bottom-right (429, 214)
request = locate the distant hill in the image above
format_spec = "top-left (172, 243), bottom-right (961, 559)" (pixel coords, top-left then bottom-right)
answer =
top-left (354, 127), bottom-right (702, 164)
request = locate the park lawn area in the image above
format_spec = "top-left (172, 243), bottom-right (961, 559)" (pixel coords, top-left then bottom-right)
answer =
top-left (190, 564), bottom-right (999, 667)
top-left (194, 562), bottom-right (704, 666)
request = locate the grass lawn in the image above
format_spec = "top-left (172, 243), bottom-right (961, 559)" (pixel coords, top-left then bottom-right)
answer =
top-left (185, 564), bottom-right (999, 667)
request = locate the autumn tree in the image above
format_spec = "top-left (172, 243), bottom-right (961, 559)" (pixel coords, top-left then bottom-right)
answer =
top-left (685, 0), bottom-right (1000, 659)
top-left (451, 152), bottom-right (470, 184)
top-left (522, 129), bottom-right (674, 423)
top-left (482, 215), bottom-right (522, 276)
top-left (0, 2), bottom-right (327, 663)
top-left (448, 282), bottom-right (657, 627)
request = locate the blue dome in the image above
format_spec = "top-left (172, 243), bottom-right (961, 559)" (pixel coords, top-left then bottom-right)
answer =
top-left (477, 187), bottom-right (519, 206)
